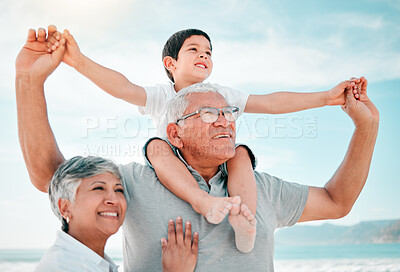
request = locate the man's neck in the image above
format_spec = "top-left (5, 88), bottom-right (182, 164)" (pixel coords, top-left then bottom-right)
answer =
top-left (194, 165), bottom-right (220, 184)
top-left (181, 153), bottom-right (222, 184)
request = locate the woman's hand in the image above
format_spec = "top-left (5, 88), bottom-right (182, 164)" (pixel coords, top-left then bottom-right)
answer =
top-left (161, 217), bottom-right (199, 272)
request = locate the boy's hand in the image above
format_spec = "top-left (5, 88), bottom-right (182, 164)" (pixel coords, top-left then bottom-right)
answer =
top-left (326, 78), bottom-right (361, 106)
top-left (61, 29), bottom-right (84, 68)
top-left (161, 217), bottom-right (198, 272)
top-left (47, 28), bottom-right (83, 68)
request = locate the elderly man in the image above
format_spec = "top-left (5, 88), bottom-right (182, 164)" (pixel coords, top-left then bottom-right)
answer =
top-left (16, 27), bottom-right (379, 271)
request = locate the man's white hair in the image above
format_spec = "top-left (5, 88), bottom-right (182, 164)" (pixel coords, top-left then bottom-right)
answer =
top-left (166, 83), bottom-right (222, 124)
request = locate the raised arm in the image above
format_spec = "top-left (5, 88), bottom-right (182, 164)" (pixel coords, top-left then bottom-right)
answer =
top-left (299, 80), bottom-right (379, 222)
top-left (15, 26), bottom-right (66, 192)
top-left (51, 29), bottom-right (147, 106)
top-left (244, 79), bottom-right (358, 114)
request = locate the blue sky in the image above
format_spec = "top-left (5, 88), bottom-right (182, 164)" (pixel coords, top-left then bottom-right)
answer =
top-left (0, 0), bottom-right (399, 250)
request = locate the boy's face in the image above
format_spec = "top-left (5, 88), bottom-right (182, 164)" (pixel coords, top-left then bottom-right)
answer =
top-left (171, 35), bottom-right (213, 85)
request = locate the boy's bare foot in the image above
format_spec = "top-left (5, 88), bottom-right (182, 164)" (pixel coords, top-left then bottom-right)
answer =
top-left (228, 203), bottom-right (257, 253)
top-left (194, 195), bottom-right (241, 224)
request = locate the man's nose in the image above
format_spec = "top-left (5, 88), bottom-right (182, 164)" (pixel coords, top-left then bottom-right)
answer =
top-left (213, 112), bottom-right (230, 127)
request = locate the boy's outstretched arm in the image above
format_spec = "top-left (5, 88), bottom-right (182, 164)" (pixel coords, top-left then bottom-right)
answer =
top-left (16, 26), bottom-right (66, 192)
top-left (49, 29), bottom-right (147, 106)
top-left (244, 79), bottom-right (360, 114)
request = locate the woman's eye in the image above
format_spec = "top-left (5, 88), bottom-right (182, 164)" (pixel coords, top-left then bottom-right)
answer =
top-left (206, 51), bottom-right (212, 56)
top-left (116, 188), bottom-right (124, 194)
top-left (93, 186), bottom-right (104, 191)
top-left (190, 48), bottom-right (197, 51)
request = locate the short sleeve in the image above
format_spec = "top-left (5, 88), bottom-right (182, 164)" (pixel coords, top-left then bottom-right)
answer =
top-left (138, 85), bottom-right (169, 116)
top-left (256, 172), bottom-right (309, 228)
top-left (213, 83), bottom-right (249, 116)
top-left (118, 163), bottom-right (137, 204)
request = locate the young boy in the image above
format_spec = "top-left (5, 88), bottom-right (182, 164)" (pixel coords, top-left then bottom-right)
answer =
top-left (47, 27), bottom-right (360, 253)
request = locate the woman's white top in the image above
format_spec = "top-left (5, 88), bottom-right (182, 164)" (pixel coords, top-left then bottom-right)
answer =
top-left (35, 230), bottom-right (119, 272)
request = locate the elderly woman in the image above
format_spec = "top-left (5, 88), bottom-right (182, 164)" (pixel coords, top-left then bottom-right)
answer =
top-left (36, 156), bottom-right (198, 271)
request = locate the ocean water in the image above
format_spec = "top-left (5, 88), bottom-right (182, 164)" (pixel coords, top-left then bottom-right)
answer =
top-left (274, 244), bottom-right (400, 272)
top-left (1, 244), bottom-right (399, 271)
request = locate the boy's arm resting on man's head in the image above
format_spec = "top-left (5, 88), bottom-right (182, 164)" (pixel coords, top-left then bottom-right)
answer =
top-left (61, 30), bottom-right (147, 107)
top-left (16, 26), bottom-right (66, 192)
top-left (244, 79), bottom-right (359, 114)
top-left (298, 83), bottom-right (379, 222)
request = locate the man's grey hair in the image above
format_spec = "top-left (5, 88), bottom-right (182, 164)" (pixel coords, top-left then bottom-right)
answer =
top-left (48, 156), bottom-right (121, 232)
top-left (167, 82), bottom-right (221, 124)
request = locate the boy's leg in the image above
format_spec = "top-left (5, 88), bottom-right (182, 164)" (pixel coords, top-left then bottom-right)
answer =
top-left (147, 139), bottom-right (237, 224)
top-left (228, 203), bottom-right (257, 253)
top-left (226, 145), bottom-right (257, 215)
top-left (226, 145), bottom-right (257, 253)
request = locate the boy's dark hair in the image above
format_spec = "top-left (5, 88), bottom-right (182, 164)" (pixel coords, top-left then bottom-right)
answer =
top-left (162, 29), bottom-right (212, 83)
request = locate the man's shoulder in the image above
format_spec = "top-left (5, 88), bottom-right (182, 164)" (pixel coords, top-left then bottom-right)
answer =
top-left (118, 161), bottom-right (153, 177)
top-left (118, 161), bottom-right (157, 202)
top-left (254, 170), bottom-right (299, 187)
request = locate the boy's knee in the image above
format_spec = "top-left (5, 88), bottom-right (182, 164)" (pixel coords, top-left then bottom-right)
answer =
top-left (235, 145), bottom-right (251, 158)
top-left (233, 145), bottom-right (256, 170)
top-left (146, 139), bottom-right (173, 158)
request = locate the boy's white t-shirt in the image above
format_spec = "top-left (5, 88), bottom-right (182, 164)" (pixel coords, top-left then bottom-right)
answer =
top-left (139, 82), bottom-right (249, 137)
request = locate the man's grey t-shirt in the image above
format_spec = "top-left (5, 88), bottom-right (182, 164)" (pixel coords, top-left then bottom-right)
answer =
top-left (119, 156), bottom-right (308, 271)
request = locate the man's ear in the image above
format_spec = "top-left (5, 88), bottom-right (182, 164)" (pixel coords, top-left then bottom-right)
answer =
top-left (166, 123), bottom-right (183, 149)
top-left (163, 56), bottom-right (176, 72)
top-left (58, 198), bottom-right (72, 220)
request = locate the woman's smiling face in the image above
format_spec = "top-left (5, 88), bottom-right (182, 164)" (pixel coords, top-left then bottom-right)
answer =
top-left (65, 172), bottom-right (127, 241)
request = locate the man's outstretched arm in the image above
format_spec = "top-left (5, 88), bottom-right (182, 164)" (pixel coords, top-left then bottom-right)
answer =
top-left (299, 79), bottom-right (379, 222)
top-left (16, 26), bottom-right (66, 192)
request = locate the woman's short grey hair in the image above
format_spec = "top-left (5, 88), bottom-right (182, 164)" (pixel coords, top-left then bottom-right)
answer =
top-left (48, 156), bottom-right (121, 232)
top-left (167, 82), bottom-right (220, 124)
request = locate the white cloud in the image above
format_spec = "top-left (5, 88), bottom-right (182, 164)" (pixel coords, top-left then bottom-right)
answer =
top-left (328, 13), bottom-right (385, 30)
top-left (211, 29), bottom-right (400, 91)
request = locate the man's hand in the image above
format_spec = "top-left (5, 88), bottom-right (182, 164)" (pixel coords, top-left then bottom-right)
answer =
top-left (161, 217), bottom-right (198, 272)
top-left (15, 25), bottom-right (65, 85)
top-left (341, 78), bottom-right (379, 128)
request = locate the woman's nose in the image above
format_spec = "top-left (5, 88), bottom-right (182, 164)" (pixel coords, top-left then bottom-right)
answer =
top-left (104, 192), bottom-right (118, 205)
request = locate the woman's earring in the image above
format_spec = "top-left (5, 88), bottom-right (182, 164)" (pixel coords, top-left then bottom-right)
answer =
top-left (66, 217), bottom-right (70, 224)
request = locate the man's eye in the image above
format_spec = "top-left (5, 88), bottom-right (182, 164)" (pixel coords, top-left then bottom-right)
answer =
top-left (206, 51), bottom-right (212, 56)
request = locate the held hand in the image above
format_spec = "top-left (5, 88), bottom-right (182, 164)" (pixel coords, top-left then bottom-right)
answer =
top-left (326, 78), bottom-right (359, 106)
top-left (161, 217), bottom-right (199, 272)
top-left (61, 29), bottom-right (84, 68)
top-left (46, 28), bottom-right (83, 68)
top-left (15, 25), bottom-right (65, 84)
top-left (341, 78), bottom-right (379, 127)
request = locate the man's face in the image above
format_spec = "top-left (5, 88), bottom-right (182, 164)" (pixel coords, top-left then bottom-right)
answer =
top-left (178, 92), bottom-right (236, 164)
top-left (173, 35), bottom-right (213, 84)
